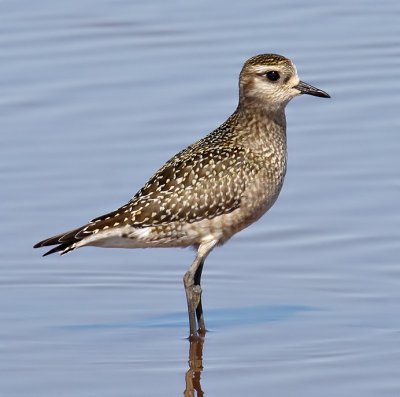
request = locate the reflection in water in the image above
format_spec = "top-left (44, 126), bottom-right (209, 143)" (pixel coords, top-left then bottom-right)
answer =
top-left (184, 338), bottom-right (204, 397)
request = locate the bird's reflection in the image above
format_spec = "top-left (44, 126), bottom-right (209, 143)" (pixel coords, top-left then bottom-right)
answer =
top-left (184, 337), bottom-right (205, 397)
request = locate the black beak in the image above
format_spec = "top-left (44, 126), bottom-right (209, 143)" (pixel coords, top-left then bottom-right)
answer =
top-left (294, 81), bottom-right (330, 98)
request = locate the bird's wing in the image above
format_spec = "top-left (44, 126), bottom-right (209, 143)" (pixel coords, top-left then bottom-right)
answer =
top-left (34, 146), bottom-right (262, 254)
top-left (88, 146), bottom-right (262, 230)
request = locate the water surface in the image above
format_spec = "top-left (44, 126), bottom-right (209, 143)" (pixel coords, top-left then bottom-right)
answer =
top-left (1, 0), bottom-right (400, 396)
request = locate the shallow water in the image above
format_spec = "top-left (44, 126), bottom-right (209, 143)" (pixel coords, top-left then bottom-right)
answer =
top-left (1, 0), bottom-right (400, 396)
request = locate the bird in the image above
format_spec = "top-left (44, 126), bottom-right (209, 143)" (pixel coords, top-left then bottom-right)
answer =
top-left (34, 54), bottom-right (330, 338)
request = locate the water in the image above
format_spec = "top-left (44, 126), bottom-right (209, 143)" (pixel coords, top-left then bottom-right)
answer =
top-left (1, 0), bottom-right (400, 396)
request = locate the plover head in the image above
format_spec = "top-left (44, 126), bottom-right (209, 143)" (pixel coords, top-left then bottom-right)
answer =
top-left (239, 53), bottom-right (330, 109)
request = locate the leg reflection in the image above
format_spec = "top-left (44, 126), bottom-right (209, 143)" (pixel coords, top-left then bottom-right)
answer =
top-left (184, 337), bottom-right (204, 397)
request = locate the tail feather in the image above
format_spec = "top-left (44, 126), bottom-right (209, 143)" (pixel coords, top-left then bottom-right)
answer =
top-left (34, 207), bottom-right (129, 256)
top-left (42, 243), bottom-right (73, 257)
top-left (34, 225), bottom-right (89, 256)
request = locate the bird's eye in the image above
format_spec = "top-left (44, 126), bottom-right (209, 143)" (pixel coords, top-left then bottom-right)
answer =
top-left (264, 71), bottom-right (280, 81)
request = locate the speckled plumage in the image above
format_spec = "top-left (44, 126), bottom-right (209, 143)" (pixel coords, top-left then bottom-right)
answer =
top-left (34, 54), bottom-right (329, 336)
top-left (36, 107), bottom-right (286, 253)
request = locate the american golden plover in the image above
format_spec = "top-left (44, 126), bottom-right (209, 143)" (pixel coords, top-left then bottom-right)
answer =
top-left (34, 54), bottom-right (330, 338)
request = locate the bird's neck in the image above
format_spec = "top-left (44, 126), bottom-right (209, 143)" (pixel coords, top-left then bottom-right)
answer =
top-left (238, 99), bottom-right (286, 123)
top-left (234, 100), bottom-right (287, 153)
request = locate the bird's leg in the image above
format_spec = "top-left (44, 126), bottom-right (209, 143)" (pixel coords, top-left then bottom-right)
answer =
top-left (183, 256), bottom-right (204, 338)
top-left (194, 259), bottom-right (205, 336)
top-left (183, 240), bottom-right (216, 338)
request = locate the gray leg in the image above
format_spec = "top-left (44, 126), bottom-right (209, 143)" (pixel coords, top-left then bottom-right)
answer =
top-left (183, 240), bottom-right (216, 338)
